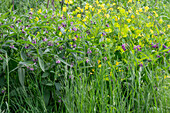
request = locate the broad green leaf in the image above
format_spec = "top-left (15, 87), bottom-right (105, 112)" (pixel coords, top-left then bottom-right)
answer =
top-left (38, 57), bottom-right (45, 72)
top-left (18, 68), bottom-right (25, 86)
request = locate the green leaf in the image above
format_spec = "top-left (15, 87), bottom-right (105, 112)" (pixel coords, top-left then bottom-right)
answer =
top-left (42, 72), bottom-right (49, 78)
top-left (38, 57), bottom-right (45, 72)
top-left (18, 68), bottom-right (25, 86)
top-left (21, 50), bottom-right (27, 61)
top-left (43, 89), bottom-right (50, 106)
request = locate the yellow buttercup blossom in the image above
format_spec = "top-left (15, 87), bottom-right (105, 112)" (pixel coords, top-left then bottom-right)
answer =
top-left (37, 9), bottom-right (42, 13)
top-left (128, 0), bottom-right (132, 3)
top-left (95, 0), bottom-right (99, 4)
top-left (98, 60), bottom-right (101, 64)
top-left (113, 3), bottom-right (116, 5)
top-left (105, 14), bottom-right (110, 19)
top-left (65, 0), bottom-right (68, 4)
top-left (109, 8), bottom-right (113, 11)
top-left (144, 6), bottom-right (149, 12)
top-left (159, 19), bottom-right (163, 24)
top-left (168, 25), bottom-right (170, 28)
top-left (150, 29), bottom-right (153, 34)
top-left (92, 69), bottom-right (95, 72)
top-left (136, 10), bottom-right (139, 15)
top-left (68, 0), bottom-right (73, 4)
top-left (63, 7), bottom-right (67, 12)
top-left (115, 17), bottom-right (118, 21)
top-left (148, 16), bottom-right (151, 19)
top-left (35, 17), bottom-right (39, 21)
top-left (30, 8), bottom-right (33, 12)
top-left (97, 10), bottom-right (101, 14)
top-left (85, 5), bottom-right (88, 10)
top-left (139, 8), bottom-right (143, 12)
top-left (98, 64), bottom-right (101, 68)
top-left (59, 32), bottom-right (62, 36)
top-left (77, 14), bottom-right (81, 18)
top-left (127, 19), bottom-right (131, 23)
top-left (116, 61), bottom-right (119, 66)
top-left (131, 14), bottom-right (135, 18)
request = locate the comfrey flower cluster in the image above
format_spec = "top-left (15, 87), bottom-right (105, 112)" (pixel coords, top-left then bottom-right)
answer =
top-left (122, 44), bottom-right (126, 51)
top-left (133, 45), bottom-right (141, 51)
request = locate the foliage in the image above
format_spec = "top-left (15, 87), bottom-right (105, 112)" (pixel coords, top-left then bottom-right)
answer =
top-left (0, 0), bottom-right (170, 112)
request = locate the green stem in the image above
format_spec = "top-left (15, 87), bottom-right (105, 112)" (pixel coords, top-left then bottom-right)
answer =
top-left (6, 53), bottom-right (10, 112)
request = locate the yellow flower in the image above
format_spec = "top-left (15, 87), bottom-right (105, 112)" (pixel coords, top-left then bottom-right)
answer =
top-left (59, 32), bottom-right (62, 36)
top-left (95, 0), bottom-right (99, 4)
top-left (136, 10), bottom-right (139, 15)
top-left (68, 0), bottom-right (73, 4)
top-left (65, 0), bottom-right (68, 4)
top-left (144, 6), bottom-right (149, 12)
top-left (63, 7), bottom-right (67, 12)
top-left (116, 61), bottom-right (119, 66)
top-left (98, 60), bottom-right (101, 64)
top-left (150, 29), bottom-right (153, 34)
top-left (109, 8), bottom-right (113, 11)
top-left (35, 17), bottom-right (39, 21)
top-left (168, 25), bottom-right (170, 28)
top-left (128, 0), bottom-right (132, 3)
top-left (127, 19), bottom-right (131, 23)
top-left (139, 8), bottom-right (143, 12)
top-left (77, 14), bottom-right (81, 18)
top-left (30, 8), bottom-right (33, 12)
top-left (92, 69), bottom-right (95, 72)
top-left (113, 3), bottom-right (116, 5)
top-left (115, 17), bottom-right (118, 21)
top-left (98, 64), bottom-right (101, 68)
top-left (37, 9), bottom-right (42, 13)
top-left (159, 19), bottom-right (163, 24)
top-left (148, 16), bottom-right (151, 19)
top-left (97, 10), bottom-right (101, 14)
top-left (85, 5), bottom-right (88, 10)
top-left (105, 14), bottom-right (110, 19)
top-left (82, 18), bottom-right (87, 22)
top-left (131, 14), bottom-right (135, 19)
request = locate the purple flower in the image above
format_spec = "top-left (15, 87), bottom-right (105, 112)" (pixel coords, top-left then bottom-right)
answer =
top-left (62, 23), bottom-right (66, 27)
top-left (70, 22), bottom-right (73, 25)
top-left (86, 59), bottom-right (89, 63)
top-left (59, 46), bottom-right (63, 50)
top-left (122, 44), bottom-right (126, 51)
top-left (44, 16), bottom-right (47, 18)
top-left (72, 27), bottom-right (77, 31)
top-left (29, 17), bottom-right (32, 19)
top-left (157, 55), bottom-right (160, 58)
top-left (139, 63), bottom-right (143, 67)
top-left (163, 45), bottom-right (167, 49)
top-left (106, 24), bottom-right (109, 27)
top-left (48, 42), bottom-right (53, 46)
top-left (102, 32), bottom-right (106, 36)
top-left (79, 36), bottom-right (82, 38)
top-left (73, 44), bottom-right (76, 48)
top-left (32, 39), bottom-right (36, 44)
top-left (56, 60), bottom-right (61, 64)
top-left (69, 76), bottom-right (71, 79)
top-left (104, 57), bottom-right (107, 60)
top-left (75, 35), bottom-right (78, 38)
top-left (10, 45), bottom-right (14, 48)
top-left (29, 12), bottom-right (33, 15)
top-left (58, 26), bottom-right (62, 30)
top-left (1, 90), bottom-right (5, 93)
top-left (43, 38), bottom-right (47, 42)
top-left (30, 68), bottom-right (34, 71)
top-left (71, 63), bottom-right (74, 67)
top-left (58, 100), bottom-right (61, 103)
top-left (0, 57), bottom-right (2, 60)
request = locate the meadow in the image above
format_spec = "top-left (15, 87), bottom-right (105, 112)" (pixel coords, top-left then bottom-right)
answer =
top-left (0, 0), bottom-right (170, 112)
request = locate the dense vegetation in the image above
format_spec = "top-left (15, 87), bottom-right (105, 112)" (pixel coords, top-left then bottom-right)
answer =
top-left (0, 0), bottom-right (170, 112)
